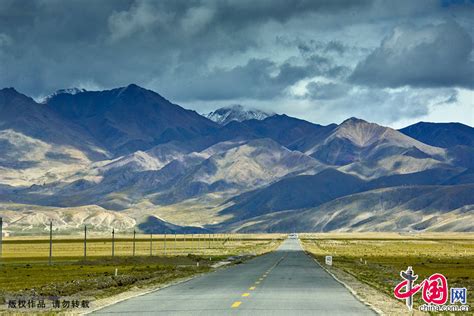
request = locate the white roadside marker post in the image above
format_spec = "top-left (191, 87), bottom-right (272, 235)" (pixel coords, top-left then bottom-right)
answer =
top-left (325, 255), bottom-right (332, 266)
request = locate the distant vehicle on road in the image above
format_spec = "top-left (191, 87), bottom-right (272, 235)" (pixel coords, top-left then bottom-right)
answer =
top-left (289, 233), bottom-right (298, 239)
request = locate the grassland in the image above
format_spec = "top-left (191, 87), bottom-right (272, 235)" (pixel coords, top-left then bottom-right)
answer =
top-left (0, 234), bottom-right (284, 312)
top-left (300, 233), bottom-right (474, 312)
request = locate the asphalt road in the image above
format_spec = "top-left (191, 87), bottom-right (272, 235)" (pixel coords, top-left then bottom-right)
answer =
top-left (92, 238), bottom-right (375, 315)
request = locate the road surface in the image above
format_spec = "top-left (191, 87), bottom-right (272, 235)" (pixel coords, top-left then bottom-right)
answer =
top-left (92, 238), bottom-right (375, 315)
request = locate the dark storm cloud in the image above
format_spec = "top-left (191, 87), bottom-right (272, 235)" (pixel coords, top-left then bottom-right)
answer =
top-left (305, 82), bottom-right (350, 100)
top-left (194, 0), bottom-right (373, 25)
top-left (165, 55), bottom-right (346, 101)
top-left (350, 20), bottom-right (474, 89)
top-left (325, 41), bottom-right (346, 55)
top-left (279, 38), bottom-right (349, 56)
top-left (0, 0), bottom-right (372, 98)
top-left (331, 88), bottom-right (459, 124)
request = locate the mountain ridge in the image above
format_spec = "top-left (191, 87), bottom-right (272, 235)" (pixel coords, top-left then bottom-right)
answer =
top-left (399, 122), bottom-right (474, 148)
top-left (1, 84), bottom-right (473, 233)
top-left (45, 84), bottom-right (219, 155)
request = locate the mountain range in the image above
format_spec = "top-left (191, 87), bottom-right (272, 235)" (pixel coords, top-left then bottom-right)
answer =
top-left (1, 85), bottom-right (473, 234)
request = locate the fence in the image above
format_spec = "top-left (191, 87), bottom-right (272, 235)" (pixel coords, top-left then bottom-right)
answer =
top-left (0, 218), bottom-right (281, 264)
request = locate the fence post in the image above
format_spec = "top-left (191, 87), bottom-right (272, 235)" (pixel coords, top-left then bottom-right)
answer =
top-left (84, 225), bottom-right (87, 261)
top-left (49, 221), bottom-right (53, 265)
top-left (112, 228), bottom-right (115, 258)
top-left (150, 233), bottom-right (153, 256)
top-left (133, 230), bottom-right (136, 256)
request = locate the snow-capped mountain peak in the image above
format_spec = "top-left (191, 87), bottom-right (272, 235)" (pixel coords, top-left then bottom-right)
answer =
top-left (40, 87), bottom-right (87, 103)
top-left (205, 104), bottom-right (274, 125)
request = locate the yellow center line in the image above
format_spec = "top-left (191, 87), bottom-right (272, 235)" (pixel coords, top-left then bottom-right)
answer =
top-left (249, 286), bottom-right (256, 290)
top-left (242, 293), bottom-right (250, 297)
top-left (231, 301), bottom-right (242, 308)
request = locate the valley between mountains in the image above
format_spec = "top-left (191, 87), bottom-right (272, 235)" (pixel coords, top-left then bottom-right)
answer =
top-left (1, 84), bottom-right (473, 235)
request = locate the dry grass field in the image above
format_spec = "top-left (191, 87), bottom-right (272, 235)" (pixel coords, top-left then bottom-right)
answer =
top-left (0, 234), bottom-right (284, 310)
top-left (1, 233), bottom-right (284, 261)
top-left (300, 233), bottom-right (474, 312)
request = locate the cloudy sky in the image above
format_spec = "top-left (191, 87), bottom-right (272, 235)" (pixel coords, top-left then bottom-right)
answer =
top-left (1, 0), bottom-right (473, 127)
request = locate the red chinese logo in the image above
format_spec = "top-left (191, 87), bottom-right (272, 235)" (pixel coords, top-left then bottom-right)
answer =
top-left (394, 267), bottom-right (448, 310)
top-left (422, 273), bottom-right (448, 304)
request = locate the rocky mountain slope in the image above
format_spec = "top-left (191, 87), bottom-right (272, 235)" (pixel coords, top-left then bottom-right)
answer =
top-left (46, 84), bottom-right (219, 155)
top-left (227, 185), bottom-right (474, 233)
top-left (219, 169), bottom-right (365, 221)
top-left (0, 88), bottom-right (107, 186)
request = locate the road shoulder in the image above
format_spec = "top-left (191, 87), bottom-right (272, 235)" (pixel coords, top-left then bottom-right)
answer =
top-left (308, 254), bottom-right (425, 315)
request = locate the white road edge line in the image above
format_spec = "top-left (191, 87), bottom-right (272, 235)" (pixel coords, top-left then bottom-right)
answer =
top-left (82, 272), bottom-right (204, 315)
top-left (298, 238), bottom-right (383, 316)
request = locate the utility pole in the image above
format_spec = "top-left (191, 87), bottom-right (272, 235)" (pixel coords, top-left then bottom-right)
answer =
top-left (49, 221), bottom-right (53, 266)
top-left (174, 233), bottom-right (177, 256)
top-left (83, 225), bottom-right (87, 261)
top-left (132, 230), bottom-right (136, 256)
top-left (0, 217), bottom-right (3, 262)
top-left (150, 233), bottom-right (153, 256)
top-left (183, 234), bottom-right (186, 255)
top-left (112, 228), bottom-right (115, 258)
top-left (164, 233), bottom-right (167, 256)
top-left (198, 234), bottom-right (200, 252)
